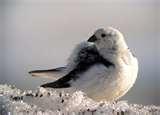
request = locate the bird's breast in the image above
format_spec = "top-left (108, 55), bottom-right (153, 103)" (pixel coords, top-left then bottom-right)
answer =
top-left (71, 55), bottom-right (138, 101)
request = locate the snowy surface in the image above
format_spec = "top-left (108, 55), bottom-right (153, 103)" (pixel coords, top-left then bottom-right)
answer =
top-left (0, 84), bottom-right (160, 115)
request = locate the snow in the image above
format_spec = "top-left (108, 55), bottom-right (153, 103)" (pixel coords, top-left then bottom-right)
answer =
top-left (0, 84), bottom-right (160, 115)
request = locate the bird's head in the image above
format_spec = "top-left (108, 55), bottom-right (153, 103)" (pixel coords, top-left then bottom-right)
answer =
top-left (88, 27), bottom-right (128, 52)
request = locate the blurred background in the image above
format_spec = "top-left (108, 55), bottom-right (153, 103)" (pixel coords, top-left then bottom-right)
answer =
top-left (0, 0), bottom-right (159, 105)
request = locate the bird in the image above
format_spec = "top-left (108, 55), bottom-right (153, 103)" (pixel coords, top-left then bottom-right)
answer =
top-left (29, 27), bottom-right (138, 101)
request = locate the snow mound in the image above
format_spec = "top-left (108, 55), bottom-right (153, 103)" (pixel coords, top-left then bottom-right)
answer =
top-left (0, 84), bottom-right (160, 115)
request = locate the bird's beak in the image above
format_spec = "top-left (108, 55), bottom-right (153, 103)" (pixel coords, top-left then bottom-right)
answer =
top-left (88, 35), bottom-right (97, 42)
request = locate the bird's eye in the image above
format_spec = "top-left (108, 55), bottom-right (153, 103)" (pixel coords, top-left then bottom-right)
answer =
top-left (101, 33), bottom-right (106, 38)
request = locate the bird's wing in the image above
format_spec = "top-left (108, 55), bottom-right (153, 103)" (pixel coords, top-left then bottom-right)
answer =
top-left (41, 45), bottom-right (114, 88)
top-left (29, 67), bottom-right (67, 79)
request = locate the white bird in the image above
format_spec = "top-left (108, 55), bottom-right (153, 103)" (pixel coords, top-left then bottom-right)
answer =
top-left (29, 27), bottom-right (138, 101)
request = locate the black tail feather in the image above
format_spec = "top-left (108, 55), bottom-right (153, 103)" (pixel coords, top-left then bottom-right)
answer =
top-left (41, 81), bottom-right (70, 88)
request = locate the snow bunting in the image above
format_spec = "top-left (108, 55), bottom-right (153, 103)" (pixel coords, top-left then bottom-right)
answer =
top-left (29, 27), bottom-right (138, 101)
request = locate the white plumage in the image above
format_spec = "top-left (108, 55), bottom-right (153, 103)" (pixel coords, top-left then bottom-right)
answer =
top-left (29, 27), bottom-right (138, 101)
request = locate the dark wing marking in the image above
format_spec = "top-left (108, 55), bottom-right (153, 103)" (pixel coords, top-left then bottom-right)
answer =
top-left (41, 78), bottom-right (71, 88)
top-left (29, 67), bottom-right (66, 74)
top-left (29, 67), bottom-right (67, 79)
top-left (41, 45), bottom-right (114, 88)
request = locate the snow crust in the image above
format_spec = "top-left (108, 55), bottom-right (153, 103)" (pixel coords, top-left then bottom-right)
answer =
top-left (0, 84), bottom-right (160, 115)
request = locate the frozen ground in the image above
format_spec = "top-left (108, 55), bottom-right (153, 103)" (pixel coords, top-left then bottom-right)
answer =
top-left (0, 84), bottom-right (160, 115)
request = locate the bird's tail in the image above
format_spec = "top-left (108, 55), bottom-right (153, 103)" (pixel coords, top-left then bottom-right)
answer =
top-left (29, 67), bottom-right (67, 79)
top-left (41, 80), bottom-right (70, 88)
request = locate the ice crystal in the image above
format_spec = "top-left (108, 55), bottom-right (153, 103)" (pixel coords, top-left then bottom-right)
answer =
top-left (0, 84), bottom-right (159, 115)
